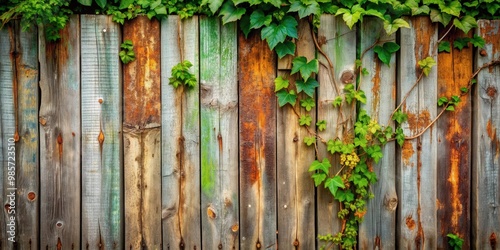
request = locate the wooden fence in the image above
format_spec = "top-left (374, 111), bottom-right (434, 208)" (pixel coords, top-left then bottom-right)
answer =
top-left (0, 14), bottom-right (499, 249)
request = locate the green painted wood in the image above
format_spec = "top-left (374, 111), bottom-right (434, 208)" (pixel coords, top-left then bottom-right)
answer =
top-left (38, 15), bottom-right (79, 249)
top-left (397, 16), bottom-right (438, 249)
top-left (161, 16), bottom-right (201, 249)
top-left (276, 18), bottom-right (316, 250)
top-left (80, 15), bottom-right (122, 249)
top-left (200, 16), bottom-right (239, 249)
top-left (316, 14), bottom-right (357, 243)
top-left (472, 20), bottom-right (500, 249)
top-left (358, 18), bottom-right (397, 249)
top-left (0, 23), bottom-right (16, 250)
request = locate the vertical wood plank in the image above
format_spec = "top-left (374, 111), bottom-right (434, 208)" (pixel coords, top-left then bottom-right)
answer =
top-left (472, 19), bottom-right (500, 249)
top-left (161, 16), bottom-right (201, 249)
top-left (276, 18), bottom-right (316, 250)
top-left (39, 16), bottom-right (80, 249)
top-left (316, 14), bottom-right (356, 243)
top-left (81, 15), bottom-right (123, 249)
top-left (123, 16), bottom-right (162, 250)
top-left (436, 28), bottom-right (472, 249)
top-left (238, 29), bottom-right (277, 249)
top-left (200, 16), bottom-right (239, 249)
top-left (358, 17), bottom-right (397, 249)
top-left (397, 16), bottom-right (438, 249)
top-left (0, 23), bottom-right (16, 250)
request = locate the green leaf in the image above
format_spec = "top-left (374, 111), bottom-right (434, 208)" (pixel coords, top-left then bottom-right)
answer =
top-left (219, 2), bottom-right (246, 24)
top-left (250, 10), bottom-right (272, 29)
top-left (430, 8), bottom-right (452, 26)
top-left (291, 57), bottom-right (319, 82)
top-left (418, 56), bottom-right (436, 76)
top-left (309, 158), bottom-right (331, 173)
top-left (275, 41), bottom-right (296, 59)
top-left (239, 15), bottom-right (251, 38)
top-left (327, 139), bottom-right (343, 154)
top-left (261, 23), bottom-right (287, 50)
top-left (300, 97), bottom-right (316, 111)
top-left (453, 16), bottom-right (477, 34)
top-left (384, 18), bottom-right (410, 35)
top-left (373, 42), bottom-right (400, 66)
top-left (355, 89), bottom-right (367, 104)
top-left (299, 115), bottom-right (312, 126)
top-left (296, 78), bottom-right (319, 97)
top-left (336, 8), bottom-right (362, 29)
top-left (333, 96), bottom-right (343, 107)
top-left (202, 0), bottom-right (224, 14)
top-left (289, 0), bottom-right (320, 19)
top-left (460, 87), bottom-right (468, 93)
top-left (446, 106), bottom-right (455, 111)
top-left (438, 41), bottom-right (451, 53)
top-left (453, 37), bottom-right (470, 50)
top-left (395, 127), bottom-right (405, 146)
top-left (406, 0), bottom-right (430, 15)
top-left (336, 189), bottom-right (355, 202)
top-left (276, 90), bottom-right (297, 107)
top-left (316, 120), bottom-right (327, 131)
top-left (366, 145), bottom-right (383, 163)
top-left (304, 136), bottom-right (316, 146)
top-left (470, 34), bottom-right (485, 48)
top-left (439, 0), bottom-right (461, 17)
top-left (96, 0), bottom-right (107, 8)
top-left (393, 109), bottom-right (407, 124)
top-left (274, 76), bottom-right (289, 92)
top-left (325, 176), bottom-right (345, 196)
top-left (281, 15), bottom-right (299, 39)
top-left (438, 96), bottom-right (448, 106)
top-left (311, 173), bottom-right (327, 186)
top-left (119, 0), bottom-right (134, 9)
top-left (78, 0), bottom-right (92, 6)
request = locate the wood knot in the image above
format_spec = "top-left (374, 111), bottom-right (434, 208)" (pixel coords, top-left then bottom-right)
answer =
top-left (231, 224), bottom-right (239, 233)
top-left (480, 49), bottom-right (487, 57)
top-left (56, 221), bottom-right (64, 228)
top-left (341, 70), bottom-right (355, 84)
top-left (207, 206), bottom-right (217, 219)
top-left (98, 130), bottom-right (105, 144)
top-left (27, 192), bottom-right (36, 201)
top-left (293, 239), bottom-right (299, 247)
top-left (57, 134), bottom-right (63, 144)
top-left (256, 241), bottom-right (261, 249)
top-left (39, 117), bottom-right (47, 126)
top-left (14, 131), bottom-right (19, 142)
top-left (218, 244), bottom-right (223, 249)
top-left (98, 99), bottom-right (103, 104)
top-left (487, 86), bottom-right (497, 98)
top-left (490, 232), bottom-right (497, 249)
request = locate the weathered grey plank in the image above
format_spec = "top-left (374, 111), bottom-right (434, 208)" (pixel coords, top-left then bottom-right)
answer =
top-left (358, 18), bottom-right (397, 249)
top-left (123, 16), bottom-right (162, 250)
top-left (0, 23), bottom-right (16, 250)
top-left (200, 16), bottom-right (239, 250)
top-left (38, 15), bottom-right (80, 249)
top-left (81, 15), bottom-right (123, 249)
top-left (316, 14), bottom-right (356, 245)
top-left (161, 16), bottom-right (201, 249)
top-left (397, 16), bottom-right (438, 249)
top-left (238, 29), bottom-right (277, 249)
top-left (277, 18), bottom-right (316, 250)
top-left (472, 19), bottom-right (500, 249)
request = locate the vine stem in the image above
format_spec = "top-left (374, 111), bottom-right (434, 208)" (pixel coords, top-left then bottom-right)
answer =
top-left (387, 71), bottom-right (424, 125)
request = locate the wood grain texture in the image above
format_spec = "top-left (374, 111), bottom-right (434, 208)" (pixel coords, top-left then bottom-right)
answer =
top-left (161, 16), bottom-right (201, 249)
top-left (199, 16), bottom-right (239, 250)
top-left (238, 29), bottom-right (277, 250)
top-left (123, 16), bottom-right (162, 250)
top-left (81, 15), bottom-right (123, 249)
top-left (436, 28), bottom-right (472, 249)
top-left (316, 14), bottom-right (356, 242)
top-left (0, 22), bottom-right (16, 250)
top-left (397, 16), bottom-right (438, 249)
top-left (358, 18), bottom-right (397, 249)
top-left (276, 18), bottom-right (316, 250)
top-left (38, 16), bottom-right (79, 250)
top-left (472, 20), bottom-right (500, 249)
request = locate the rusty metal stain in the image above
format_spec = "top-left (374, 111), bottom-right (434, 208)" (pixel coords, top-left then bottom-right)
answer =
top-left (98, 130), bottom-right (105, 145)
top-left (401, 141), bottom-right (415, 166)
top-left (405, 215), bottom-right (416, 230)
top-left (416, 138), bottom-right (424, 248)
top-left (207, 206), bottom-right (217, 219)
top-left (371, 57), bottom-right (382, 115)
top-left (57, 133), bottom-right (63, 159)
top-left (490, 232), bottom-right (497, 249)
top-left (57, 238), bottom-right (62, 250)
top-left (123, 16), bottom-right (161, 129)
top-left (412, 17), bottom-right (435, 65)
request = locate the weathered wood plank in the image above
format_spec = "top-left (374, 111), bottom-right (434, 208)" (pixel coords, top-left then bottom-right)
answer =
top-left (472, 19), bottom-right (500, 249)
top-left (277, 18), bottom-right (316, 250)
top-left (316, 14), bottom-right (356, 244)
top-left (238, 29), bottom-right (277, 249)
top-left (123, 16), bottom-right (162, 250)
top-left (200, 16), bottom-right (239, 249)
top-left (358, 17), bottom-right (397, 249)
top-left (0, 23), bottom-right (16, 250)
top-left (38, 16), bottom-right (79, 249)
top-left (161, 16), bottom-right (201, 249)
top-left (81, 15), bottom-right (123, 249)
top-left (436, 28), bottom-right (472, 249)
top-left (397, 16), bottom-right (438, 249)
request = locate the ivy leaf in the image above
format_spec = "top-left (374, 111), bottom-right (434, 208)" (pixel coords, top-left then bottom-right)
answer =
top-left (274, 76), bottom-right (289, 92)
top-left (392, 109), bottom-right (407, 124)
top-left (333, 96), bottom-right (343, 107)
top-left (325, 176), bottom-right (345, 196)
top-left (355, 89), bottom-right (367, 104)
top-left (291, 57), bottom-right (319, 82)
top-left (300, 97), bottom-right (316, 111)
top-left (460, 87), bottom-right (469, 93)
top-left (336, 189), bottom-right (355, 202)
top-left (446, 105), bottom-right (455, 111)
top-left (239, 15), bottom-right (251, 38)
top-left (373, 42), bottom-right (400, 66)
top-left (276, 89), bottom-right (297, 107)
top-left (275, 41), bottom-right (296, 59)
top-left (281, 15), bottom-right (299, 39)
top-left (202, 0), bottom-right (224, 14)
top-left (438, 96), bottom-right (448, 106)
top-left (395, 127), bottom-right (405, 146)
top-left (327, 139), bottom-right (343, 154)
top-left (453, 37), bottom-right (470, 50)
top-left (439, 0), bottom-right (461, 17)
top-left (383, 18), bottom-right (410, 35)
top-left (78, 0), bottom-right (92, 6)
top-left (470, 34), bottom-right (485, 48)
top-left (311, 173), bottom-right (327, 186)
top-left (219, 1), bottom-right (246, 24)
top-left (316, 120), bottom-right (327, 131)
top-left (289, 0), bottom-right (320, 19)
top-left (453, 16), bottom-right (477, 34)
top-left (418, 56), bottom-right (436, 76)
top-left (299, 115), bottom-right (312, 126)
top-left (250, 10), bottom-right (272, 29)
top-left (430, 8), bottom-right (452, 26)
top-left (366, 145), bottom-right (383, 163)
top-left (304, 136), bottom-right (316, 146)
top-left (96, 0), bottom-right (107, 9)
top-left (308, 158), bottom-right (331, 174)
top-left (406, 0), bottom-right (430, 15)
top-left (119, 0), bottom-right (135, 9)
top-left (336, 8), bottom-right (362, 29)
top-left (261, 16), bottom-right (298, 50)
top-left (438, 41), bottom-right (451, 53)
top-left (296, 78), bottom-right (319, 97)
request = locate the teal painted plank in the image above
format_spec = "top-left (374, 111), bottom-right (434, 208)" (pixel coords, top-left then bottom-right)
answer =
top-left (0, 23), bottom-right (16, 250)
top-left (472, 20), bottom-right (500, 249)
top-left (81, 15), bottom-right (122, 249)
top-left (200, 16), bottom-right (239, 249)
top-left (161, 16), bottom-right (201, 249)
top-left (358, 17), bottom-right (397, 249)
top-left (397, 17), bottom-right (438, 249)
top-left (316, 14), bottom-right (357, 243)
top-left (39, 15), bottom-right (80, 249)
